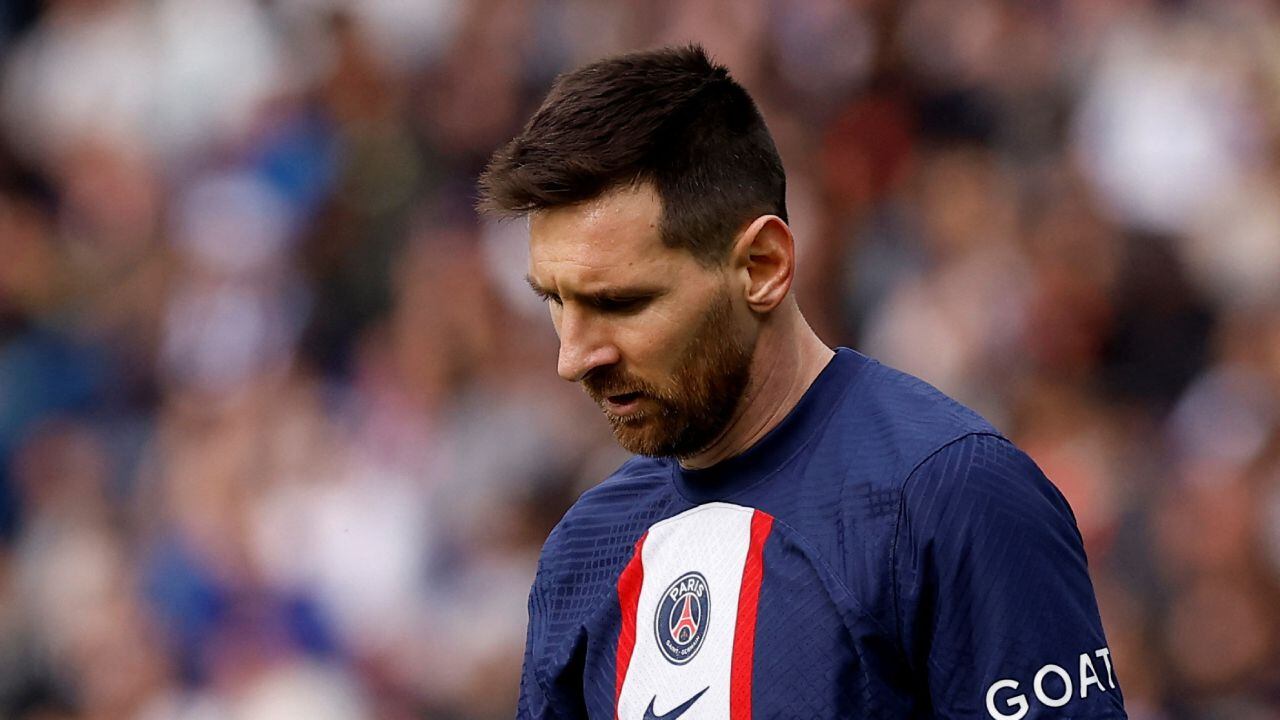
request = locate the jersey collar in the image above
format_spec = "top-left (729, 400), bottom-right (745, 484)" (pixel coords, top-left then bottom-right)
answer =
top-left (671, 347), bottom-right (869, 502)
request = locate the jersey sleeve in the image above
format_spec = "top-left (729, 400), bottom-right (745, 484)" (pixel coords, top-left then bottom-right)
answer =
top-left (893, 433), bottom-right (1127, 719)
top-left (516, 558), bottom-right (557, 720)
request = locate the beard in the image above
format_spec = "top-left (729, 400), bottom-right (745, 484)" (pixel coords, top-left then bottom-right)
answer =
top-left (581, 288), bottom-right (755, 458)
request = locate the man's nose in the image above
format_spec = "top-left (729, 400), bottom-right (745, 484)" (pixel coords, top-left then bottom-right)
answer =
top-left (556, 311), bottom-right (620, 382)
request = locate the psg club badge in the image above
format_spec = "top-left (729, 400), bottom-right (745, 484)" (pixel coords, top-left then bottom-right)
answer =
top-left (655, 571), bottom-right (710, 665)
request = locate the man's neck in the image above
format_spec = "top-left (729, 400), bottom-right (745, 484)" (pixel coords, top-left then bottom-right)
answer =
top-left (679, 306), bottom-right (834, 470)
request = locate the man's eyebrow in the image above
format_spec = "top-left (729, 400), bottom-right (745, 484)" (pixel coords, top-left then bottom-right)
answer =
top-left (525, 274), bottom-right (555, 298)
top-left (579, 286), bottom-right (665, 302)
top-left (524, 275), bottom-right (665, 302)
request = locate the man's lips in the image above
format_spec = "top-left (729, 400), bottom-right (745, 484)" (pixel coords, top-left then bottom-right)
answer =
top-left (602, 391), bottom-right (644, 415)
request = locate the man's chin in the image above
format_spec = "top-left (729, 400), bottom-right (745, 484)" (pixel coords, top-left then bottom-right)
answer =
top-left (606, 414), bottom-right (657, 453)
top-left (607, 417), bottom-right (681, 457)
top-left (606, 414), bottom-right (724, 458)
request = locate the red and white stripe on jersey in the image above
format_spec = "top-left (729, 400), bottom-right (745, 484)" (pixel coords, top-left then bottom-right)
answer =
top-left (614, 503), bottom-right (775, 720)
top-left (615, 532), bottom-right (646, 715)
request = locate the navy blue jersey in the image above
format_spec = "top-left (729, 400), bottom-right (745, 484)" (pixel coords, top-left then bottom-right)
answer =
top-left (518, 349), bottom-right (1125, 719)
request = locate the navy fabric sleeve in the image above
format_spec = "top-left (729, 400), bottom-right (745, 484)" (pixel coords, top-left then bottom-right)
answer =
top-left (517, 565), bottom-right (556, 720)
top-left (894, 433), bottom-right (1126, 719)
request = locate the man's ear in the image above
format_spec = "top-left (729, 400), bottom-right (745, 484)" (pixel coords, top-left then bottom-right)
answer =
top-left (730, 215), bottom-right (794, 313)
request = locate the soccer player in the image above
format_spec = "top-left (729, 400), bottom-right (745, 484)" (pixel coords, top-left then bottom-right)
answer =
top-left (479, 45), bottom-right (1126, 720)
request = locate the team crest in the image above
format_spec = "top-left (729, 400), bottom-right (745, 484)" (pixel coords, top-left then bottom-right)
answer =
top-left (654, 571), bottom-right (710, 665)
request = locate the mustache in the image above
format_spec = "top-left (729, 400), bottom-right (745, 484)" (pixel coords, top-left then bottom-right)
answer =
top-left (582, 368), bottom-right (661, 401)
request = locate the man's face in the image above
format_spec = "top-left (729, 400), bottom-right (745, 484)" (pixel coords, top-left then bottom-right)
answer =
top-left (527, 185), bottom-right (756, 457)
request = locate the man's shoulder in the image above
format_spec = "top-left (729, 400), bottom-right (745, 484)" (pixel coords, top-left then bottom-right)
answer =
top-left (823, 352), bottom-right (1003, 490)
top-left (854, 361), bottom-right (1052, 505)
top-left (851, 355), bottom-right (1000, 440)
top-left (900, 431), bottom-right (1078, 547)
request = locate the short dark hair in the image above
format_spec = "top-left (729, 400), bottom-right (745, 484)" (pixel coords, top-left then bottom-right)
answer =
top-left (477, 44), bottom-right (787, 265)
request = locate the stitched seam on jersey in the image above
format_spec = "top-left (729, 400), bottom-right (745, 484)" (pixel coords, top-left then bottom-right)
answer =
top-left (527, 573), bottom-right (564, 719)
top-left (761, 513), bottom-right (896, 642)
top-left (531, 652), bottom-right (562, 718)
top-left (888, 430), bottom-right (1006, 672)
top-left (668, 354), bottom-right (877, 504)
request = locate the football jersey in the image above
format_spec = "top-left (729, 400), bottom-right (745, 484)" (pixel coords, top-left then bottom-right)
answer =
top-left (517, 348), bottom-right (1126, 719)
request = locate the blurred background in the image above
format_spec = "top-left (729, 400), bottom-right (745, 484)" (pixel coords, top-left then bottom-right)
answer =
top-left (0, 0), bottom-right (1277, 718)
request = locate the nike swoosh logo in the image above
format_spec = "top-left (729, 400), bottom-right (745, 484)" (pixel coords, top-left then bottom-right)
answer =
top-left (643, 687), bottom-right (709, 720)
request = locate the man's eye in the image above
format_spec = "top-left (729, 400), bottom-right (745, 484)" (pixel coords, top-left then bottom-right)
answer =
top-left (595, 297), bottom-right (648, 313)
top-left (538, 292), bottom-right (563, 306)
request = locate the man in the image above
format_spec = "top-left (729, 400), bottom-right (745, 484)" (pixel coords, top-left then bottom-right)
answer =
top-left (479, 45), bottom-right (1125, 720)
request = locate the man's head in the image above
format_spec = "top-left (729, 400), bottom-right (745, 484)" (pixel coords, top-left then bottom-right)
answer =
top-left (478, 45), bottom-right (794, 458)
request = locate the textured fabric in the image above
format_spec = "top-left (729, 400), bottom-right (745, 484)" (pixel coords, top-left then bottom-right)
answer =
top-left (517, 348), bottom-right (1126, 719)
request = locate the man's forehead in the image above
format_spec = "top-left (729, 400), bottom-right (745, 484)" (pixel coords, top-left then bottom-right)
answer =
top-left (527, 185), bottom-right (671, 273)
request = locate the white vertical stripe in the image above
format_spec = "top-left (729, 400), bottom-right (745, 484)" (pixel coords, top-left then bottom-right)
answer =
top-left (616, 502), bottom-right (755, 720)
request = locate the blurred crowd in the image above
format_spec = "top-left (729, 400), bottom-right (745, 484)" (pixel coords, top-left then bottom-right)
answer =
top-left (0, 0), bottom-right (1278, 718)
